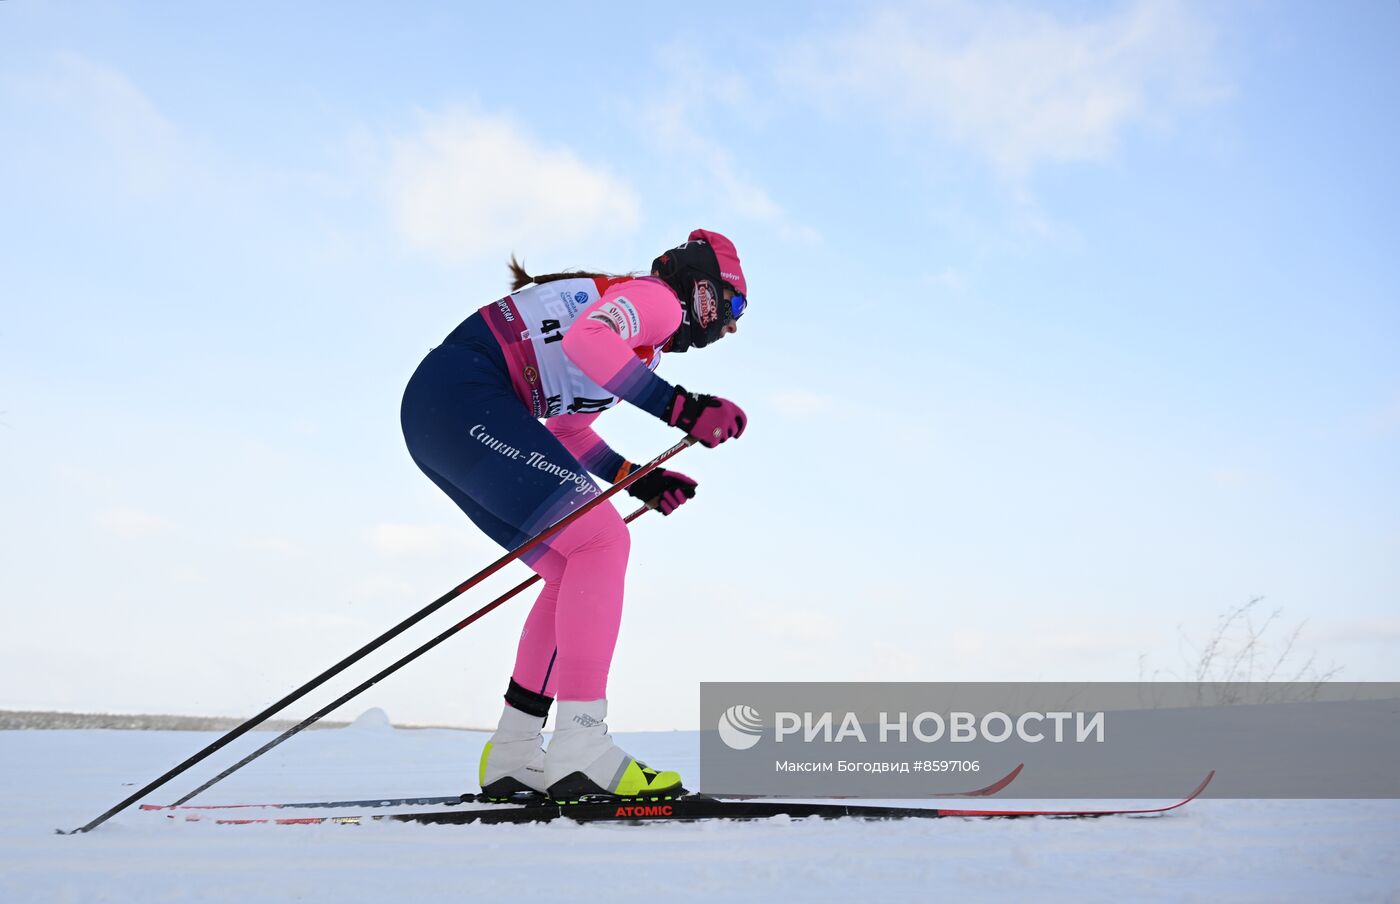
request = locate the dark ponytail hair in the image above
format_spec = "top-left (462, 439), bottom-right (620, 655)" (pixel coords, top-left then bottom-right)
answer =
top-left (508, 254), bottom-right (621, 292)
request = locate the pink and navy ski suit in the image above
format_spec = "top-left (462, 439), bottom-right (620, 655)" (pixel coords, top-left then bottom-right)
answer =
top-left (401, 276), bottom-right (682, 708)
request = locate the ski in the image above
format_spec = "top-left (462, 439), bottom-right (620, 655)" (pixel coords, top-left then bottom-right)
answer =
top-left (141, 763), bottom-right (1025, 813)
top-left (140, 792), bottom-right (503, 813)
top-left (168, 770), bottom-right (1213, 826)
top-left (961, 761), bottom-right (1023, 796)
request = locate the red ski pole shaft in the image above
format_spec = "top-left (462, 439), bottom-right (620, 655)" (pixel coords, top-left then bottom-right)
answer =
top-left (64, 438), bottom-right (695, 834)
top-left (169, 504), bottom-right (652, 806)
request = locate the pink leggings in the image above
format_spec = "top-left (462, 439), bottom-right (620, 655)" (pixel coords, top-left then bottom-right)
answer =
top-left (401, 322), bottom-right (633, 706)
top-left (511, 506), bottom-right (630, 702)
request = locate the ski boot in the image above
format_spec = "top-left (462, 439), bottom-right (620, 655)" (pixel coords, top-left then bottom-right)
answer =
top-left (478, 701), bottom-right (549, 800)
top-left (544, 699), bottom-right (683, 802)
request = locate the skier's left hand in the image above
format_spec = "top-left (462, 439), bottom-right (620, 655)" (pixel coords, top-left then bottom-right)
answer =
top-left (626, 469), bottom-right (698, 515)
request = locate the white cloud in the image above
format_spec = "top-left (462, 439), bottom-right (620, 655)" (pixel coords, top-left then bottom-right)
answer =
top-left (770, 389), bottom-right (835, 418)
top-left (370, 522), bottom-right (493, 559)
top-left (245, 536), bottom-right (307, 559)
top-left (1208, 467), bottom-right (1255, 490)
top-left (750, 606), bottom-right (842, 645)
top-left (863, 641), bottom-right (944, 681)
top-left (274, 611), bottom-right (367, 631)
top-left (94, 509), bottom-right (168, 538)
top-left (924, 267), bottom-right (968, 293)
top-left (637, 47), bottom-right (819, 243)
top-left (371, 522), bottom-right (452, 557)
top-left (1316, 619), bottom-right (1400, 646)
top-left (1361, 393), bottom-right (1400, 436)
top-left (784, 0), bottom-right (1226, 177)
top-left (385, 110), bottom-right (641, 264)
top-left (8, 52), bottom-right (189, 195)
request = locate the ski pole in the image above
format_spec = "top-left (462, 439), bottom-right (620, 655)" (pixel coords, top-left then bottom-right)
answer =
top-left (169, 503), bottom-right (653, 806)
top-left (64, 437), bottom-right (696, 834)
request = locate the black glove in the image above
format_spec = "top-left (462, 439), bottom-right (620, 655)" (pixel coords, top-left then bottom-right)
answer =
top-left (626, 468), bottom-right (699, 515)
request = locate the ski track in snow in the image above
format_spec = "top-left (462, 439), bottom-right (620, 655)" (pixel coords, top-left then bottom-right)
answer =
top-left (3, 725), bottom-right (1398, 903)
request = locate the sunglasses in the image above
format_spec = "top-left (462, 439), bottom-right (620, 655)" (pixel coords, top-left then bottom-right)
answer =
top-left (729, 292), bottom-right (747, 319)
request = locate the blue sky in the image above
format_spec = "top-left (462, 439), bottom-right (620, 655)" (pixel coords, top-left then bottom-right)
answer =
top-left (2, 1), bottom-right (1397, 731)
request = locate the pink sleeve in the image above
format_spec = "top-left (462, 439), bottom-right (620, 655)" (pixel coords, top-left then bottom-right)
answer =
top-left (547, 413), bottom-right (632, 484)
top-left (561, 277), bottom-right (681, 419)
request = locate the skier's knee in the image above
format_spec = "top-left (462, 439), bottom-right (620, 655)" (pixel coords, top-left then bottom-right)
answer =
top-left (550, 506), bottom-right (630, 563)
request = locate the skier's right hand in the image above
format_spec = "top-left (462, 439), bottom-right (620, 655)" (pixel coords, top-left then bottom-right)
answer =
top-left (666, 386), bottom-right (747, 448)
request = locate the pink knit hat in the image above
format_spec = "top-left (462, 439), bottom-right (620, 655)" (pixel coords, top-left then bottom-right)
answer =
top-left (689, 229), bottom-right (747, 297)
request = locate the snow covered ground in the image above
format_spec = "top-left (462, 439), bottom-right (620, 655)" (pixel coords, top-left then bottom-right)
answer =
top-left (3, 716), bottom-right (1398, 903)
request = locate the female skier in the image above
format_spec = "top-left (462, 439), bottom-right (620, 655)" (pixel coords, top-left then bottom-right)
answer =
top-left (400, 230), bottom-right (748, 801)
